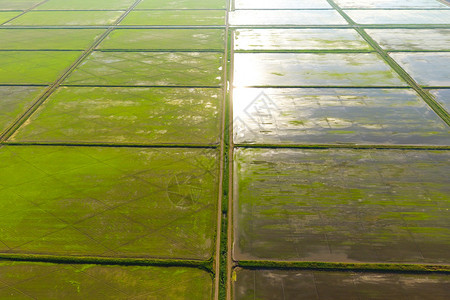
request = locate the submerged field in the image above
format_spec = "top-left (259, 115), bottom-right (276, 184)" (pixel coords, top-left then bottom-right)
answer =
top-left (0, 0), bottom-right (449, 299)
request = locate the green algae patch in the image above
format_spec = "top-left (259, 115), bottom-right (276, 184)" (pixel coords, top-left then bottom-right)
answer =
top-left (0, 29), bottom-right (105, 50)
top-left (136, 0), bottom-right (226, 9)
top-left (233, 88), bottom-right (450, 146)
top-left (0, 146), bottom-right (219, 260)
top-left (65, 51), bottom-right (224, 87)
top-left (37, 0), bottom-right (135, 10)
top-left (0, 51), bottom-right (81, 84)
top-left (233, 53), bottom-right (406, 87)
top-left (100, 29), bottom-right (225, 50)
top-left (234, 268), bottom-right (450, 300)
top-left (0, 261), bottom-right (213, 299)
top-left (234, 148), bottom-right (450, 264)
top-left (6, 11), bottom-right (123, 26)
top-left (0, 86), bottom-right (45, 135)
top-left (121, 10), bottom-right (226, 26)
top-left (10, 87), bottom-right (222, 145)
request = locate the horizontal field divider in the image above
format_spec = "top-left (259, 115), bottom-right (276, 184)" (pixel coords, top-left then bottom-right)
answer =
top-left (0, 49), bottom-right (87, 51)
top-left (1, 25), bottom-right (227, 29)
top-left (232, 85), bottom-right (411, 89)
top-left (3, 25), bottom-right (450, 30)
top-left (230, 25), bottom-right (450, 29)
top-left (385, 50), bottom-right (450, 53)
top-left (422, 86), bottom-right (450, 89)
top-left (236, 261), bottom-right (450, 274)
top-left (358, 24), bottom-right (450, 28)
top-left (131, 8), bottom-right (227, 11)
top-left (96, 49), bottom-right (225, 52)
top-left (30, 9), bottom-right (128, 12)
top-left (0, 253), bottom-right (213, 273)
top-left (60, 84), bottom-right (224, 88)
top-left (229, 8), bottom-right (336, 11)
top-left (342, 8), bottom-right (450, 10)
top-left (3, 142), bottom-right (219, 149)
top-left (233, 49), bottom-right (375, 53)
top-left (234, 144), bottom-right (450, 150)
top-left (16, 9), bottom-right (228, 12)
top-left (0, 83), bottom-right (49, 87)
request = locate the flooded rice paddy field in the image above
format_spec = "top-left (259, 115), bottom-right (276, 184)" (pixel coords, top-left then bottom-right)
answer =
top-left (0, 0), bottom-right (449, 298)
top-left (234, 269), bottom-right (450, 300)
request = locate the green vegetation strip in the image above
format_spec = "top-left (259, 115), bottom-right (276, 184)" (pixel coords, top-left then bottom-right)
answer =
top-left (217, 4), bottom-right (231, 300)
top-left (0, 253), bottom-right (213, 273)
top-left (237, 261), bottom-right (450, 274)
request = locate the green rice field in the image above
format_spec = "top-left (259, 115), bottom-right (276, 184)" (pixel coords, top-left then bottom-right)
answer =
top-left (0, 0), bottom-right (449, 299)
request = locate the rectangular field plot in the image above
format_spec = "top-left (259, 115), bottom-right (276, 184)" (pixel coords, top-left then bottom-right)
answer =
top-left (136, 0), bottom-right (226, 9)
top-left (366, 29), bottom-right (450, 51)
top-left (0, 146), bottom-right (219, 259)
top-left (10, 87), bottom-right (222, 145)
top-left (100, 29), bottom-right (225, 50)
top-left (431, 89), bottom-right (450, 113)
top-left (234, 148), bottom-right (450, 263)
top-left (0, 86), bottom-right (44, 134)
top-left (65, 51), bottom-right (223, 87)
top-left (234, 29), bottom-right (371, 51)
top-left (0, 29), bottom-right (104, 50)
top-left (334, 0), bottom-right (448, 8)
top-left (390, 53), bottom-right (450, 87)
top-left (345, 10), bottom-right (450, 25)
top-left (234, 0), bottom-right (332, 9)
top-left (233, 53), bottom-right (406, 87)
top-left (233, 88), bottom-right (450, 146)
top-left (121, 10), bottom-right (226, 26)
top-left (0, 0), bottom-right (42, 10)
top-left (230, 10), bottom-right (347, 26)
top-left (0, 51), bottom-right (81, 84)
top-left (37, 0), bottom-right (135, 10)
top-left (5, 11), bottom-right (123, 26)
top-left (234, 269), bottom-right (450, 300)
top-left (0, 12), bottom-right (21, 23)
top-left (0, 262), bottom-right (213, 299)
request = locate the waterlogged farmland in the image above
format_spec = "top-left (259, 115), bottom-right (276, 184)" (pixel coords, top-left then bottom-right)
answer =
top-left (0, 0), bottom-right (449, 299)
top-left (234, 148), bottom-right (450, 263)
top-left (230, 0), bottom-right (450, 298)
